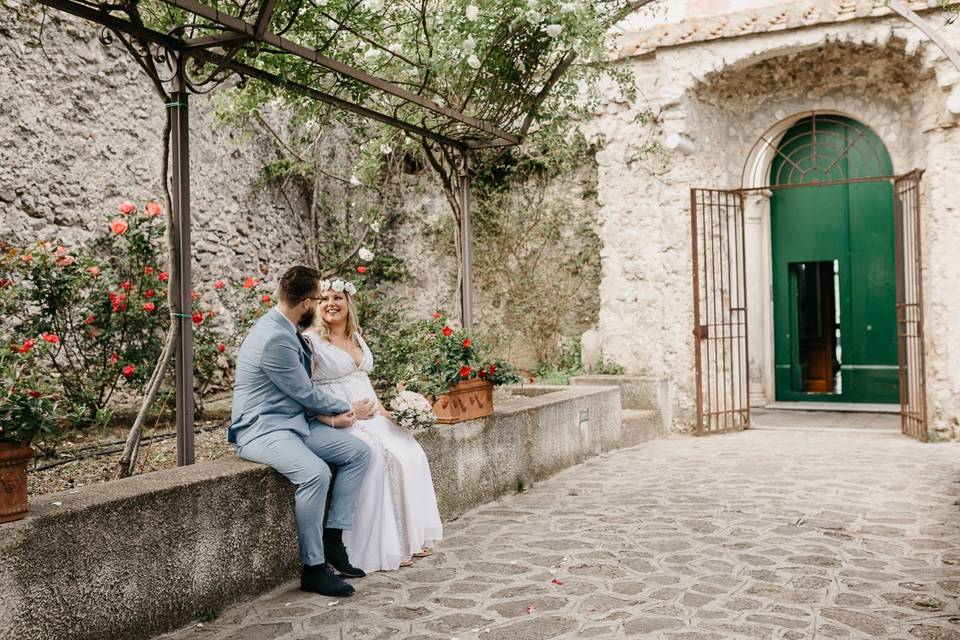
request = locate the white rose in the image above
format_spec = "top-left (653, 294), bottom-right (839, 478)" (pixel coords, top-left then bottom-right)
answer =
top-left (370, 221), bottom-right (381, 233)
top-left (380, 143), bottom-right (392, 154)
top-left (560, 2), bottom-right (577, 12)
top-left (545, 24), bottom-right (563, 38)
top-left (467, 54), bottom-right (481, 69)
top-left (362, 0), bottom-right (383, 10)
top-left (332, 280), bottom-right (345, 293)
top-left (527, 0), bottom-right (539, 9)
top-left (319, 279), bottom-right (331, 291)
top-left (363, 47), bottom-right (381, 61)
top-left (350, 175), bottom-right (361, 186)
top-left (462, 36), bottom-right (476, 52)
top-left (345, 283), bottom-right (357, 295)
top-left (465, 4), bottom-right (479, 20)
top-left (387, 42), bottom-right (403, 54)
top-left (525, 9), bottom-right (542, 24)
top-left (358, 247), bottom-right (375, 261)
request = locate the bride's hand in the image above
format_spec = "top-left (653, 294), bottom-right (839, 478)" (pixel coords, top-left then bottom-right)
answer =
top-left (352, 399), bottom-right (376, 421)
top-left (378, 407), bottom-right (394, 421)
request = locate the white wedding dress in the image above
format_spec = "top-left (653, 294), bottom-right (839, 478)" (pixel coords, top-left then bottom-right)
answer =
top-left (305, 331), bottom-right (443, 572)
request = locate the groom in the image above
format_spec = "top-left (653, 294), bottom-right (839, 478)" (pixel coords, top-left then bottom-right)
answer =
top-left (229, 265), bottom-right (371, 597)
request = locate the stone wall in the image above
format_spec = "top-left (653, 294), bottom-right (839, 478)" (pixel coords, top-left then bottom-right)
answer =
top-left (0, 384), bottom-right (628, 640)
top-left (586, 5), bottom-right (960, 436)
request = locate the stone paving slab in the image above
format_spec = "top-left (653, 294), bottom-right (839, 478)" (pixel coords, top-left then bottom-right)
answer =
top-left (156, 430), bottom-right (960, 640)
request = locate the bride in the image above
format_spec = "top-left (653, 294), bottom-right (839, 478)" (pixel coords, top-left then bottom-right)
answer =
top-left (305, 277), bottom-right (443, 572)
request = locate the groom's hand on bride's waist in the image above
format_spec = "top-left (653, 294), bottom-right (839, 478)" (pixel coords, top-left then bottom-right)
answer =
top-left (352, 399), bottom-right (377, 421)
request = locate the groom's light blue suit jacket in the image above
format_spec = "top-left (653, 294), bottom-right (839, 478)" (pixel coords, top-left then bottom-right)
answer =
top-left (229, 308), bottom-right (351, 445)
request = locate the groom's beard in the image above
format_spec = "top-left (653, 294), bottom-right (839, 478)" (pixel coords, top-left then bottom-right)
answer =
top-left (298, 307), bottom-right (316, 330)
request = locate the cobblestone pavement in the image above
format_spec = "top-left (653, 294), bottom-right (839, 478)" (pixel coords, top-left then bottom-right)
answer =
top-left (159, 429), bottom-right (960, 640)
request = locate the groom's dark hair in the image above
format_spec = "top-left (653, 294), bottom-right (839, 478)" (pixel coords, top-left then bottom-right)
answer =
top-left (279, 265), bottom-right (321, 304)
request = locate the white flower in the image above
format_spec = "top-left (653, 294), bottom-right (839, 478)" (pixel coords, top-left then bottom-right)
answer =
top-left (513, 58), bottom-right (527, 73)
top-left (527, 0), bottom-right (539, 9)
top-left (560, 2), bottom-right (577, 12)
top-left (350, 175), bottom-right (361, 186)
top-left (387, 42), bottom-right (403, 54)
top-left (380, 143), bottom-right (392, 155)
top-left (465, 4), bottom-right (479, 20)
top-left (331, 280), bottom-right (345, 293)
top-left (344, 282), bottom-right (357, 295)
top-left (462, 36), bottom-right (476, 53)
top-left (545, 24), bottom-right (563, 38)
top-left (467, 54), bottom-right (481, 69)
top-left (370, 221), bottom-right (381, 233)
top-left (363, 47), bottom-right (381, 61)
top-left (525, 9), bottom-right (542, 24)
top-left (362, 0), bottom-right (383, 10)
top-left (358, 247), bottom-right (375, 261)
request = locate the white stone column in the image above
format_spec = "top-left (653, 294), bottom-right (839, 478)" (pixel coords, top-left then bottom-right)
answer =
top-left (744, 191), bottom-right (773, 407)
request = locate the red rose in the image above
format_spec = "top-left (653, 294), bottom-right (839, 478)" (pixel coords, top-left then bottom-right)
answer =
top-left (109, 352), bottom-right (119, 365)
top-left (120, 280), bottom-right (132, 291)
top-left (118, 200), bottom-right (136, 215)
top-left (18, 338), bottom-right (37, 354)
top-left (262, 294), bottom-right (270, 303)
top-left (122, 364), bottom-right (136, 378)
top-left (158, 271), bottom-right (169, 282)
top-left (144, 289), bottom-right (155, 298)
top-left (442, 326), bottom-right (453, 337)
top-left (478, 368), bottom-right (486, 378)
top-left (459, 366), bottom-right (472, 379)
top-left (462, 338), bottom-right (472, 348)
top-left (88, 266), bottom-right (101, 278)
top-left (356, 265), bottom-right (368, 274)
top-left (83, 315), bottom-right (96, 325)
top-left (432, 312), bottom-right (441, 319)
top-left (41, 333), bottom-right (59, 344)
top-left (27, 390), bottom-right (41, 398)
top-left (0, 278), bottom-right (11, 288)
top-left (489, 365), bottom-right (496, 374)
top-left (214, 280), bottom-right (225, 290)
top-left (217, 344), bottom-right (226, 353)
top-left (110, 219), bottom-right (129, 235)
top-left (192, 311), bottom-right (204, 325)
top-left (143, 302), bottom-right (156, 313)
top-left (145, 201), bottom-right (162, 217)
top-left (144, 266), bottom-right (154, 275)
top-left (243, 277), bottom-right (256, 289)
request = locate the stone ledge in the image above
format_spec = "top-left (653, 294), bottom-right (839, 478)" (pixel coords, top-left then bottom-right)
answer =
top-left (0, 384), bottom-right (625, 640)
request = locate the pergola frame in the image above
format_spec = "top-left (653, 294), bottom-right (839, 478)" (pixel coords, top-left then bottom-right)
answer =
top-left (34, 0), bottom-right (519, 465)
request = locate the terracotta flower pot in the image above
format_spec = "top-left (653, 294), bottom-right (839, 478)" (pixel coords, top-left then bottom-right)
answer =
top-left (432, 378), bottom-right (494, 424)
top-left (0, 442), bottom-right (33, 524)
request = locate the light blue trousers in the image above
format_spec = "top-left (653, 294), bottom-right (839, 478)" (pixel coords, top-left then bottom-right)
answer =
top-left (236, 425), bottom-right (370, 565)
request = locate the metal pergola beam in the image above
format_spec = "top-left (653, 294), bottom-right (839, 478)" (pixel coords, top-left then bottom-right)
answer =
top-left (162, 0), bottom-right (521, 145)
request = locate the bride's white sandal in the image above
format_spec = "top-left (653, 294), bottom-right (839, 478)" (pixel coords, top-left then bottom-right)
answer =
top-left (413, 548), bottom-right (433, 558)
top-left (399, 557), bottom-right (415, 567)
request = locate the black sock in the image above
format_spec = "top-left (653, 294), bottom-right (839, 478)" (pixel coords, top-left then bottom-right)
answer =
top-left (323, 528), bottom-right (343, 546)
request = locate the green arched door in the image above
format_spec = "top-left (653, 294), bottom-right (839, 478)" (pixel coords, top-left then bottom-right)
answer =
top-left (771, 116), bottom-right (899, 403)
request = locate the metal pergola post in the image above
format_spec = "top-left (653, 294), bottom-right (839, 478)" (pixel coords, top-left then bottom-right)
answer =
top-left (169, 67), bottom-right (195, 466)
top-left (458, 150), bottom-right (474, 328)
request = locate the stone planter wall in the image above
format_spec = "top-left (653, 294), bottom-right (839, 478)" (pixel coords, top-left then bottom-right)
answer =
top-left (0, 384), bottom-right (624, 640)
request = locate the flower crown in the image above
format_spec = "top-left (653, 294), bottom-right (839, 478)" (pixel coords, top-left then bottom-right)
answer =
top-left (320, 278), bottom-right (357, 296)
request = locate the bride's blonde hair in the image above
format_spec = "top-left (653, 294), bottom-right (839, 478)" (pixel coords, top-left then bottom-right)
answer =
top-left (316, 287), bottom-right (362, 342)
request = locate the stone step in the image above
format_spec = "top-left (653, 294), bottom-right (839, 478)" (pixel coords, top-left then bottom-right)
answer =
top-left (622, 408), bottom-right (663, 445)
top-left (570, 375), bottom-right (665, 411)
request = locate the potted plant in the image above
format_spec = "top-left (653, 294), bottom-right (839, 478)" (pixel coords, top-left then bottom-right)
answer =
top-left (0, 334), bottom-right (61, 523)
top-left (413, 313), bottom-right (519, 424)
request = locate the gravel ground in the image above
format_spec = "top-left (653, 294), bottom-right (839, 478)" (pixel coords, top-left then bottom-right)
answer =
top-left (27, 417), bottom-right (235, 497)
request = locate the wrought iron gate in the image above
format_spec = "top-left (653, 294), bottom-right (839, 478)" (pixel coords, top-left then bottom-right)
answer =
top-left (893, 171), bottom-right (928, 441)
top-left (690, 189), bottom-right (750, 434)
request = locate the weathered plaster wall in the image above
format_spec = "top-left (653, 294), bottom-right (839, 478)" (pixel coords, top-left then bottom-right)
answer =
top-left (587, 11), bottom-right (960, 436)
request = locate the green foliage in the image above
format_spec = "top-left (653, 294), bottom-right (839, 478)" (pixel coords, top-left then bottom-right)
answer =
top-left (1, 204), bottom-right (169, 427)
top-left (0, 339), bottom-right (61, 445)
top-left (533, 336), bottom-right (584, 385)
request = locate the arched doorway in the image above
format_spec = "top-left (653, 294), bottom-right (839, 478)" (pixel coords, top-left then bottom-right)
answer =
top-left (689, 114), bottom-right (928, 439)
top-left (770, 115), bottom-right (898, 404)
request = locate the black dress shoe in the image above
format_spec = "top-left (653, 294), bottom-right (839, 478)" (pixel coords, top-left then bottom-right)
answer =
top-left (325, 543), bottom-right (366, 578)
top-left (300, 564), bottom-right (355, 597)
